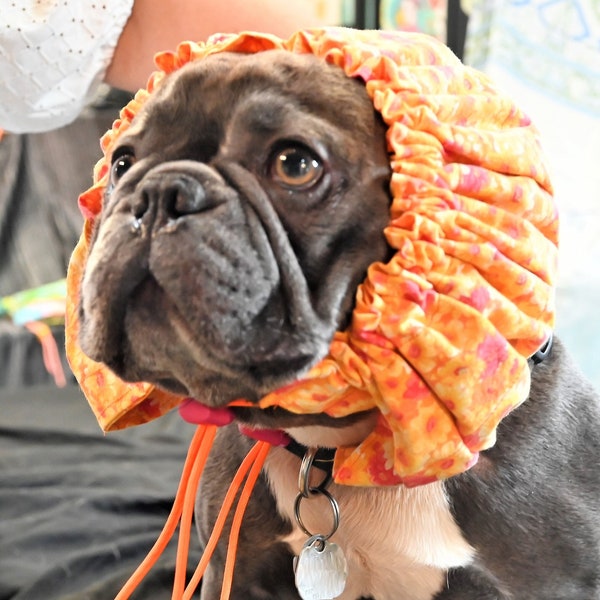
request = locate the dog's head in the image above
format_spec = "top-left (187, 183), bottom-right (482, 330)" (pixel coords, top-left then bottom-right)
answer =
top-left (78, 50), bottom-right (391, 410)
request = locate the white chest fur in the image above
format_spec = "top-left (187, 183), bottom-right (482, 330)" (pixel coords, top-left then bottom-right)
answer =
top-left (264, 447), bottom-right (475, 600)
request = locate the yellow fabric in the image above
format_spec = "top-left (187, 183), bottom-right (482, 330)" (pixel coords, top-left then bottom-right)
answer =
top-left (65, 28), bottom-right (558, 487)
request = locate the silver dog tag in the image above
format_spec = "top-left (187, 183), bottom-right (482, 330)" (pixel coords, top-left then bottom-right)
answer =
top-left (293, 535), bottom-right (347, 600)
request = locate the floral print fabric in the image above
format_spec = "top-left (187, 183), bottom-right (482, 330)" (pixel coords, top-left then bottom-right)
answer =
top-left (66, 28), bottom-right (558, 487)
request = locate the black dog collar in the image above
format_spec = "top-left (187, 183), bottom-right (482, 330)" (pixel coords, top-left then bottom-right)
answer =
top-left (285, 439), bottom-right (336, 477)
top-left (530, 332), bottom-right (554, 365)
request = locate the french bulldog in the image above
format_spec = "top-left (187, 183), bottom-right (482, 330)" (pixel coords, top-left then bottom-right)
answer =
top-left (78, 50), bottom-right (600, 599)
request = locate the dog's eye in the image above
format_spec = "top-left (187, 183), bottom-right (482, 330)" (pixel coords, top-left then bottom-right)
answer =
top-left (271, 147), bottom-right (323, 189)
top-left (110, 152), bottom-right (136, 185)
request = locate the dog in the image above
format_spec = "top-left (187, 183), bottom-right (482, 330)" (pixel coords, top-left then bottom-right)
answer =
top-left (77, 49), bottom-right (600, 599)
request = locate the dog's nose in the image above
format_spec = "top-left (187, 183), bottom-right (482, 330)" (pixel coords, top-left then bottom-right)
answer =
top-left (138, 174), bottom-right (209, 219)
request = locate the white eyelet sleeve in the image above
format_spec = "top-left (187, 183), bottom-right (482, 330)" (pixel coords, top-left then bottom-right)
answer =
top-left (1, 0), bottom-right (135, 133)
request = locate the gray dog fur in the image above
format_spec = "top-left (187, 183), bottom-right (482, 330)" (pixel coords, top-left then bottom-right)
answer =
top-left (79, 51), bottom-right (600, 599)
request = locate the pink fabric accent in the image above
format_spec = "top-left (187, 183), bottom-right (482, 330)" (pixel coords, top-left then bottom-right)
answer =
top-left (179, 399), bottom-right (235, 426)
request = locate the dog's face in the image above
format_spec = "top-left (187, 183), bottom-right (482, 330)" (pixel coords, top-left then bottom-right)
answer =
top-left (78, 50), bottom-right (391, 419)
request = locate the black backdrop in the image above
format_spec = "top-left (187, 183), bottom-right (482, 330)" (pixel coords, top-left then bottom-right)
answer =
top-left (0, 384), bottom-right (200, 599)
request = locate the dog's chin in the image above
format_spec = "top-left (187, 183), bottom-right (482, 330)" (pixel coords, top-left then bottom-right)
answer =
top-left (107, 327), bottom-right (325, 408)
top-left (104, 328), bottom-right (327, 410)
top-left (79, 271), bottom-right (332, 407)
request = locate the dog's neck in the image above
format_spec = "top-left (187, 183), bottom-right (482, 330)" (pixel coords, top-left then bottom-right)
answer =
top-left (284, 440), bottom-right (336, 476)
top-left (281, 412), bottom-right (379, 478)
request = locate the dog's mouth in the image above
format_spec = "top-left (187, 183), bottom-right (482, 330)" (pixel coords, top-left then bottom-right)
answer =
top-left (83, 270), bottom-right (324, 403)
top-left (178, 398), bottom-right (379, 449)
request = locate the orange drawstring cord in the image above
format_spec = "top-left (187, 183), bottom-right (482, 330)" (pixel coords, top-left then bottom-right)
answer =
top-left (114, 422), bottom-right (272, 600)
top-left (218, 440), bottom-right (271, 600)
top-left (115, 424), bottom-right (216, 600)
top-left (181, 440), bottom-right (271, 600)
top-left (172, 424), bottom-right (219, 597)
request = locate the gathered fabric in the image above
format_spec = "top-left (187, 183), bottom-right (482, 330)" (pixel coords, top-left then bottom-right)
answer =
top-left (66, 28), bottom-right (558, 487)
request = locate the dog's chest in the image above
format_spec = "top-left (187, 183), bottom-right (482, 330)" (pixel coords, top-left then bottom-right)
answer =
top-left (265, 449), bottom-right (475, 600)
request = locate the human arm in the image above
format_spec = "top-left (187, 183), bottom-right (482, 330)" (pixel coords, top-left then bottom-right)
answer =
top-left (106, 0), bottom-right (337, 91)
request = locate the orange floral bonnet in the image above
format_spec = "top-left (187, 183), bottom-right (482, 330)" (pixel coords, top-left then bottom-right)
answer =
top-left (66, 28), bottom-right (558, 487)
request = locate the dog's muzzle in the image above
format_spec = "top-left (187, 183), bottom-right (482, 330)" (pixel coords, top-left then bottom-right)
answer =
top-left (78, 160), bottom-right (333, 402)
